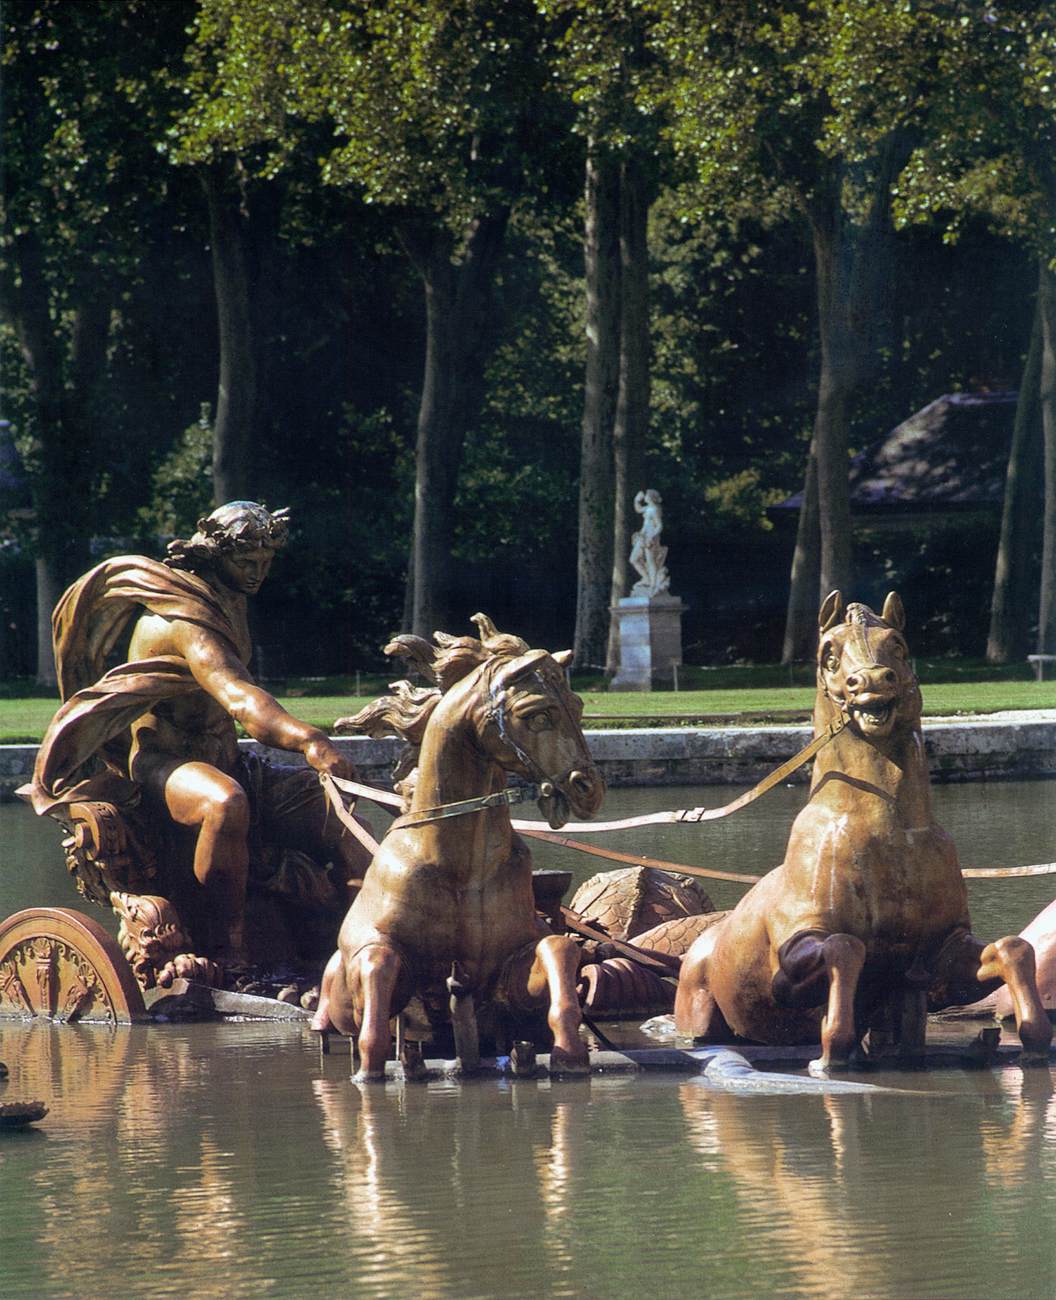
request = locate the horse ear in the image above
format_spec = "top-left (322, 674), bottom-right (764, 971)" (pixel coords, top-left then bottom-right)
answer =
top-left (881, 591), bottom-right (906, 630)
top-left (818, 590), bottom-right (844, 633)
top-left (492, 649), bottom-right (548, 694)
top-left (552, 649), bottom-right (573, 668)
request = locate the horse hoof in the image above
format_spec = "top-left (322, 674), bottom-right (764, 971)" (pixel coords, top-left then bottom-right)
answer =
top-left (1018, 1049), bottom-right (1053, 1068)
top-left (549, 1046), bottom-right (590, 1077)
top-left (808, 1055), bottom-right (850, 1077)
top-left (352, 1068), bottom-right (387, 1084)
top-left (510, 1041), bottom-right (539, 1078)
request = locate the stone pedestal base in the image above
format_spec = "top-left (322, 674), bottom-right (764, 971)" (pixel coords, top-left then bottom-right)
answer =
top-left (609, 594), bottom-right (687, 691)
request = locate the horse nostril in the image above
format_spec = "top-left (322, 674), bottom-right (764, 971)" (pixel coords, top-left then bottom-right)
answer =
top-left (883, 669), bottom-right (896, 684)
top-left (846, 674), bottom-right (860, 691)
top-left (569, 770), bottom-right (595, 797)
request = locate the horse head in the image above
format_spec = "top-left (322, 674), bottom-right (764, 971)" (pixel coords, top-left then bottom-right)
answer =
top-left (816, 590), bottom-right (922, 741)
top-left (484, 643), bottom-right (605, 829)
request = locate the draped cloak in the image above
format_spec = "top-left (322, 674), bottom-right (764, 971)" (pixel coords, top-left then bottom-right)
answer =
top-left (18, 557), bottom-right (244, 815)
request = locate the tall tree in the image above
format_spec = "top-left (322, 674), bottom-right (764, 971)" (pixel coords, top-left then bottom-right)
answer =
top-left (201, 159), bottom-right (257, 504)
top-left (178, 0), bottom-right (559, 637)
top-left (829, 3), bottom-right (1056, 657)
top-left (574, 139), bottom-right (621, 668)
top-left (651, 3), bottom-right (923, 657)
top-left (0, 0), bottom-right (195, 683)
top-left (988, 306), bottom-right (1043, 661)
top-left (541, 0), bottom-right (663, 668)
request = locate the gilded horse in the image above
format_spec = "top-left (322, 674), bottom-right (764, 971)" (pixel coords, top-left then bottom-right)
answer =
top-left (675, 592), bottom-right (1052, 1070)
top-left (314, 616), bottom-right (605, 1079)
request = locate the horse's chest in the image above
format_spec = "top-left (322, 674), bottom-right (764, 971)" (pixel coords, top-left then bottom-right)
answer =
top-left (797, 808), bottom-right (964, 941)
top-left (363, 853), bottom-right (538, 969)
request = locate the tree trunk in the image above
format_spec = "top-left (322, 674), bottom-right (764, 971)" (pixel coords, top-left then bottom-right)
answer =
top-left (606, 155), bottom-right (651, 675)
top-left (0, 230), bottom-right (103, 685)
top-left (784, 135), bottom-right (915, 646)
top-left (202, 162), bottom-right (257, 505)
top-left (810, 218), bottom-right (855, 600)
top-left (1037, 258), bottom-right (1056, 656)
top-left (987, 299), bottom-right (1043, 662)
top-left (574, 141), bottom-right (621, 671)
top-left (781, 441), bottom-right (821, 663)
top-left (404, 210), bottom-right (510, 638)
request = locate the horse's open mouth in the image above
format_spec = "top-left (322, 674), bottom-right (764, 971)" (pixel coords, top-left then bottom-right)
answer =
top-left (850, 696), bottom-right (898, 734)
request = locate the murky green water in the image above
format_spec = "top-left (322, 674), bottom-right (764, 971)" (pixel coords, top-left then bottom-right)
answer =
top-left (2, 781), bottom-right (1055, 1298)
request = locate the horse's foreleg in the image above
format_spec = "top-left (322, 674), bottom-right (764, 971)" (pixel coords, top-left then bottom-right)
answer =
top-left (817, 934), bottom-right (866, 1072)
top-left (774, 929), bottom-right (863, 1068)
top-left (353, 943), bottom-right (403, 1081)
top-left (527, 934), bottom-right (590, 1074)
top-left (309, 948), bottom-right (344, 1032)
top-left (674, 938), bottom-right (731, 1041)
top-left (934, 931), bottom-right (1052, 1061)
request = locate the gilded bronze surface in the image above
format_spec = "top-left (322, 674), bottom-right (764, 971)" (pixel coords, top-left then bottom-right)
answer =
top-left (0, 907), bottom-right (146, 1023)
top-left (674, 591), bottom-right (1053, 1069)
top-left (17, 503), bottom-right (370, 987)
top-left (313, 615), bottom-right (605, 1079)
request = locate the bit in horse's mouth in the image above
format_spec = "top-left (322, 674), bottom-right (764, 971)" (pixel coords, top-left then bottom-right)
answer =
top-left (851, 698), bottom-right (896, 731)
top-left (538, 787), bottom-right (571, 830)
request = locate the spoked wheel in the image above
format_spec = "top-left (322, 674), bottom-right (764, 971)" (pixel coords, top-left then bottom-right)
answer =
top-left (0, 907), bottom-right (146, 1024)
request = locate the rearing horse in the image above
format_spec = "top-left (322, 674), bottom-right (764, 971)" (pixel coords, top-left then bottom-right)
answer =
top-left (315, 615), bottom-right (605, 1079)
top-left (675, 591), bottom-right (1052, 1071)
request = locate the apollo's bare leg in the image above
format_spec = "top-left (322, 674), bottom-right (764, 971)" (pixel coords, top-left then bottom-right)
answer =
top-left (526, 934), bottom-right (589, 1074)
top-left (137, 757), bottom-right (250, 960)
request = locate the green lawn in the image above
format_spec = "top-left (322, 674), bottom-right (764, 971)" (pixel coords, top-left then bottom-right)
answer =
top-left (2, 665), bottom-right (1053, 742)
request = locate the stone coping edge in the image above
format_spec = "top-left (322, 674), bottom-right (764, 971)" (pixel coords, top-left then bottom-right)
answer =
top-left (3, 718), bottom-right (1055, 803)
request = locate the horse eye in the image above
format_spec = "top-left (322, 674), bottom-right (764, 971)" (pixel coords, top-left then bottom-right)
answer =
top-left (526, 712), bottom-right (554, 733)
top-left (824, 652), bottom-right (840, 672)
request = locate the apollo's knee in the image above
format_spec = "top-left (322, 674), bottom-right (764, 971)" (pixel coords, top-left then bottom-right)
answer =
top-left (202, 784), bottom-right (250, 835)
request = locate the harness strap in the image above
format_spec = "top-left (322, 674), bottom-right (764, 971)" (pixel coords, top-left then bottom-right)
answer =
top-left (319, 772), bottom-right (383, 857)
top-left (326, 773), bottom-right (402, 809)
top-left (511, 715), bottom-right (847, 836)
top-left (391, 784), bottom-right (542, 830)
top-left (527, 831), bottom-right (765, 884)
top-left (560, 906), bottom-right (682, 976)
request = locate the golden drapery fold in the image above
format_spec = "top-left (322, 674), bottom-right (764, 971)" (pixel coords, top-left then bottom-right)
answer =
top-left (19, 557), bottom-right (241, 815)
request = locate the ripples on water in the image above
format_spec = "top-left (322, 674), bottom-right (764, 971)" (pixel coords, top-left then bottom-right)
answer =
top-left (2, 1022), bottom-right (1055, 1299)
top-left (1, 782), bottom-right (1055, 1297)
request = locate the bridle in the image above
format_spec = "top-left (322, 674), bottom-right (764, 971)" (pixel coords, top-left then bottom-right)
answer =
top-left (325, 661), bottom-right (586, 833)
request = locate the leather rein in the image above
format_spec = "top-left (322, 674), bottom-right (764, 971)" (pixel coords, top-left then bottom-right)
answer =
top-left (318, 712), bottom-right (850, 882)
top-left (320, 699), bottom-right (1056, 884)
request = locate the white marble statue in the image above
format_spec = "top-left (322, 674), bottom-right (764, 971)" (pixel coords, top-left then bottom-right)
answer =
top-left (629, 489), bottom-right (670, 596)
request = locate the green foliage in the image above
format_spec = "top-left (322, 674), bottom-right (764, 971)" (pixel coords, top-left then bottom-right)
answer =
top-left (136, 405), bottom-right (215, 538)
top-left (813, 5), bottom-right (1056, 256)
top-left (176, 0), bottom-right (561, 232)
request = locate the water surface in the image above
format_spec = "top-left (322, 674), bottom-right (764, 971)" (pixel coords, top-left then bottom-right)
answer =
top-left (1, 782), bottom-right (1055, 1297)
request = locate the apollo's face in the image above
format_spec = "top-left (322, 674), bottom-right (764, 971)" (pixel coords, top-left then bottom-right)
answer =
top-left (215, 546), bottom-right (274, 595)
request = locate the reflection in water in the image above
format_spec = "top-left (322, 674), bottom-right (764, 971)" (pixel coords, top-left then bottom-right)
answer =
top-left (312, 1075), bottom-right (588, 1296)
top-left (1, 774), bottom-right (1055, 1295)
top-left (678, 1069), bottom-right (1056, 1300)
top-left (2, 1006), bottom-right (1056, 1294)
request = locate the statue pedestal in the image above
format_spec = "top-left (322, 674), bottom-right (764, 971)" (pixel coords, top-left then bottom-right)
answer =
top-left (609, 593), bottom-right (687, 691)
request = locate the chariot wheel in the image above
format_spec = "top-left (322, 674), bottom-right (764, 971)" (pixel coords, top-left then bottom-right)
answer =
top-left (0, 907), bottom-right (146, 1024)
